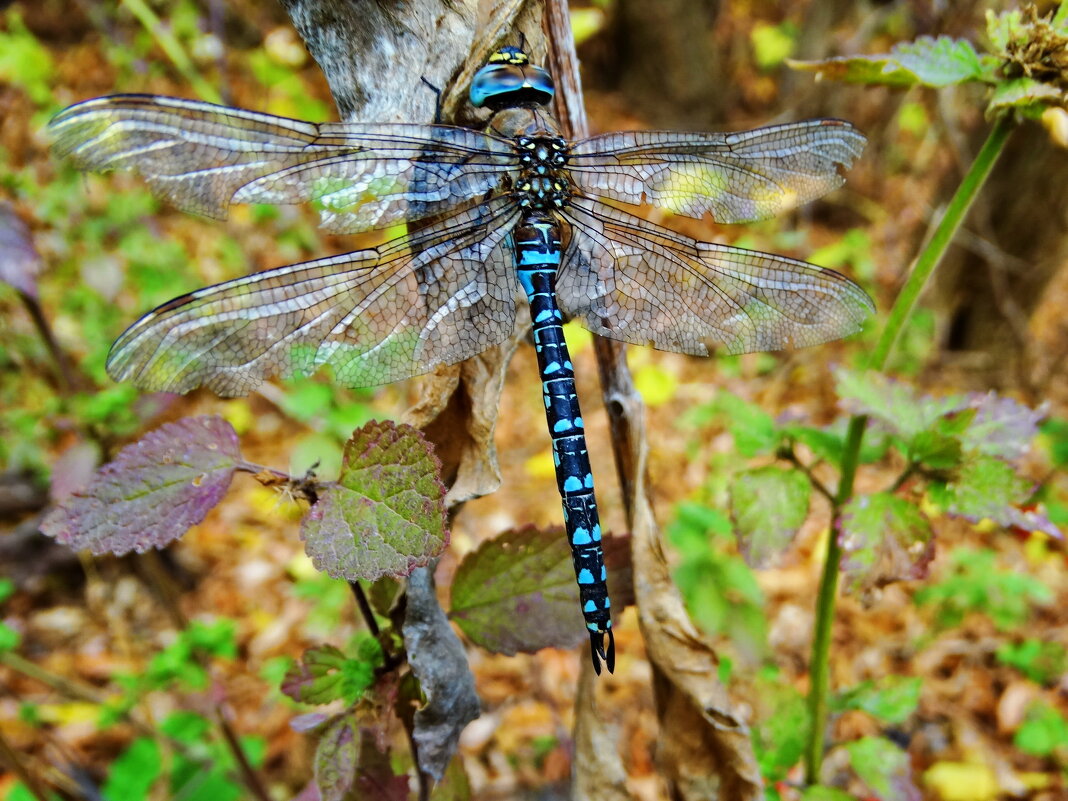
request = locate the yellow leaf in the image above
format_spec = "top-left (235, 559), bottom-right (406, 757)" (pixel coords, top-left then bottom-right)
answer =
top-left (924, 761), bottom-right (999, 801)
top-left (634, 363), bottom-right (678, 406)
top-left (525, 450), bottom-right (557, 480)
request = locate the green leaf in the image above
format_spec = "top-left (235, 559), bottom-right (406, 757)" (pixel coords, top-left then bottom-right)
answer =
top-left (450, 527), bottom-right (587, 655)
top-left (996, 639), bottom-right (1067, 685)
top-left (986, 9), bottom-right (1025, 51)
top-left (988, 77), bottom-right (1064, 114)
top-left (1041, 418), bottom-right (1068, 467)
top-left (834, 675), bottom-right (923, 725)
top-left (713, 392), bottom-right (780, 457)
top-left (0, 623), bottom-right (20, 653)
top-left (102, 738), bottom-right (161, 801)
top-left (890, 35), bottom-right (987, 86)
top-left (915, 547), bottom-right (1052, 630)
top-left (752, 677), bottom-right (808, 781)
top-left (315, 715), bottom-right (359, 801)
top-left (729, 466), bottom-right (810, 567)
top-left (788, 55), bottom-right (918, 87)
top-left (783, 424), bottom-right (844, 467)
top-left (282, 645), bottom-right (377, 705)
top-left (835, 368), bottom-right (962, 441)
top-left (845, 736), bottom-right (921, 800)
top-left (1015, 703), bottom-right (1068, 757)
top-left (802, 788), bottom-right (856, 801)
top-left (839, 493), bottom-right (933, 593)
top-left (908, 429), bottom-right (963, 470)
top-left (942, 455), bottom-right (1059, 537)
top-left (791, 34), bottom-right (993, 89)
top-left (301, 421), bottom-right (449, 582)
top-left (668, 503), bottom-right (766, 661)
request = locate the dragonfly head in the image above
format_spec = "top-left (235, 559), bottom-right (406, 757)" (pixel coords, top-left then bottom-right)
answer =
top-left (470, 47), bottom-right (555, 111)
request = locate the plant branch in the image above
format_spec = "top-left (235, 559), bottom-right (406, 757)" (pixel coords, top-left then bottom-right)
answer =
top-left (804, 112), bottom-right (1015, 783)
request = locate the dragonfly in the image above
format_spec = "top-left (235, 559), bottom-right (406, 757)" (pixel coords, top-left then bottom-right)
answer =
top-left (50, 46), bottom-right (874, 675)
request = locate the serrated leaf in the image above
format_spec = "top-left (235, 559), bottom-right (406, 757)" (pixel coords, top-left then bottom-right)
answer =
top-left (282, 645), bottom-right (373, 705)
top-left (792, 35), bottom-right (994, 89)
top-left (840, 493), bottom-right (933, 592)
top-left (41, 416), bottom-right (240, 556)
top-left (987, 9), bottom-right (1025, 52)
top-left (890, 36), bottom-right (987, 87)
top-left (960, 393), bottom-right (1047, 459)
top-left (833, 675), bottom-right (923, 725)
top-left (942, 456), bottom-right (1060, 537)
top-left (788, 55), bottom-right (918, 87)
top-left (729, 466), bottom-right (811, 567)
top-left (314, 715), bottom-right (358, 801)
top-left (835, 368), bottom-right (963, 440)
top-left (989, 77), bottom-right (1064, 113)
top-left (0, 201), bottom-right (41, 298)
top-left (450, 526), bottom-right (587, 654)
top-left (301, 421), bottom-right (448, 582)
top-left (846, 736), bottom-right (922, 801)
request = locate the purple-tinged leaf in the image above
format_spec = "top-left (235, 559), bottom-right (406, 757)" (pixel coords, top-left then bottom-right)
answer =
top-left (314, 715), bottom-right (358, 801)
top-left (450, 527), bottom-right (632, 655)
top-left (837, 370), bottom-right (1047, 464)
top-left (353, 728), bottom-right (410, 801)
top-left (845, 736), bottom-right (922, 801)
top-left (729, 466), bottom-right (811, 568)
top-left (960, 393), bottom-right (1047, 460)
top-left (405, 566), bottom-right (479, 781)
top-left (301, 421), bottom-right (448, 582)
top-left (40, 416), bottom-right (240, 556)
top-left (0, 202), bottom-right (41, 298)
top-left (835, 368), bottom-right (963, 440)
top-left (49, 441), bottom-right (101, 501)
top-left (936, 456), bottom-right (1061, 538)
top-left (282, 645), bottom-right (363, 705)
top-left (450, 526), bottom-right (586, 654)
top-left (291, 713), bottom-right (330, 733)
top-left (839, 493), bottom-right (934, 592)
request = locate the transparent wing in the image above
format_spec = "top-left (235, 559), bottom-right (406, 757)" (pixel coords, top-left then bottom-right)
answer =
top-left (558, 196), bottom-right (874, 356)
top-left (107, 197), bottom-right (522, 395)
top-left (568, 119), bottom-right (865, 223)
top-left (49, 94), bottom-right (519, 234)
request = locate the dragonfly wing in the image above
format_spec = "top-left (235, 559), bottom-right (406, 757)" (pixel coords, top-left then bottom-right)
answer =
top-left (557, 197), bottom-right (874, 356)
top-left (107, 197), bottom-right (522, 395)
top-left (49, 94), bottom-right (519, 234)
top-left (568, 120), bottom-right (865, 223)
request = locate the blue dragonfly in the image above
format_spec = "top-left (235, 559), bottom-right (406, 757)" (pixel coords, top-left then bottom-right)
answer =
top-left (49, 46), bottom-right (873, 674)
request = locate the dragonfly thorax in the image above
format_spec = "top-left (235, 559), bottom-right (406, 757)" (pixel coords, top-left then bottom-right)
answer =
top-left (515, 135), bottom-right (571, 210)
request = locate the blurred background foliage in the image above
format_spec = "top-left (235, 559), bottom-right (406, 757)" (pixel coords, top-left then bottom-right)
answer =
top-left (1, 1), bottom-right (1067, 800)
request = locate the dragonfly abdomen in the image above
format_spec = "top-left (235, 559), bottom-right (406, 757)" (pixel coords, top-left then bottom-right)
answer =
top-left (513, 212), bottom-right (615, 675)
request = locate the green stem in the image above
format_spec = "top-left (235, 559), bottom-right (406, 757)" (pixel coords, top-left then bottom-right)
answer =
top-left (804, 113), bottom-right (1015, 783)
